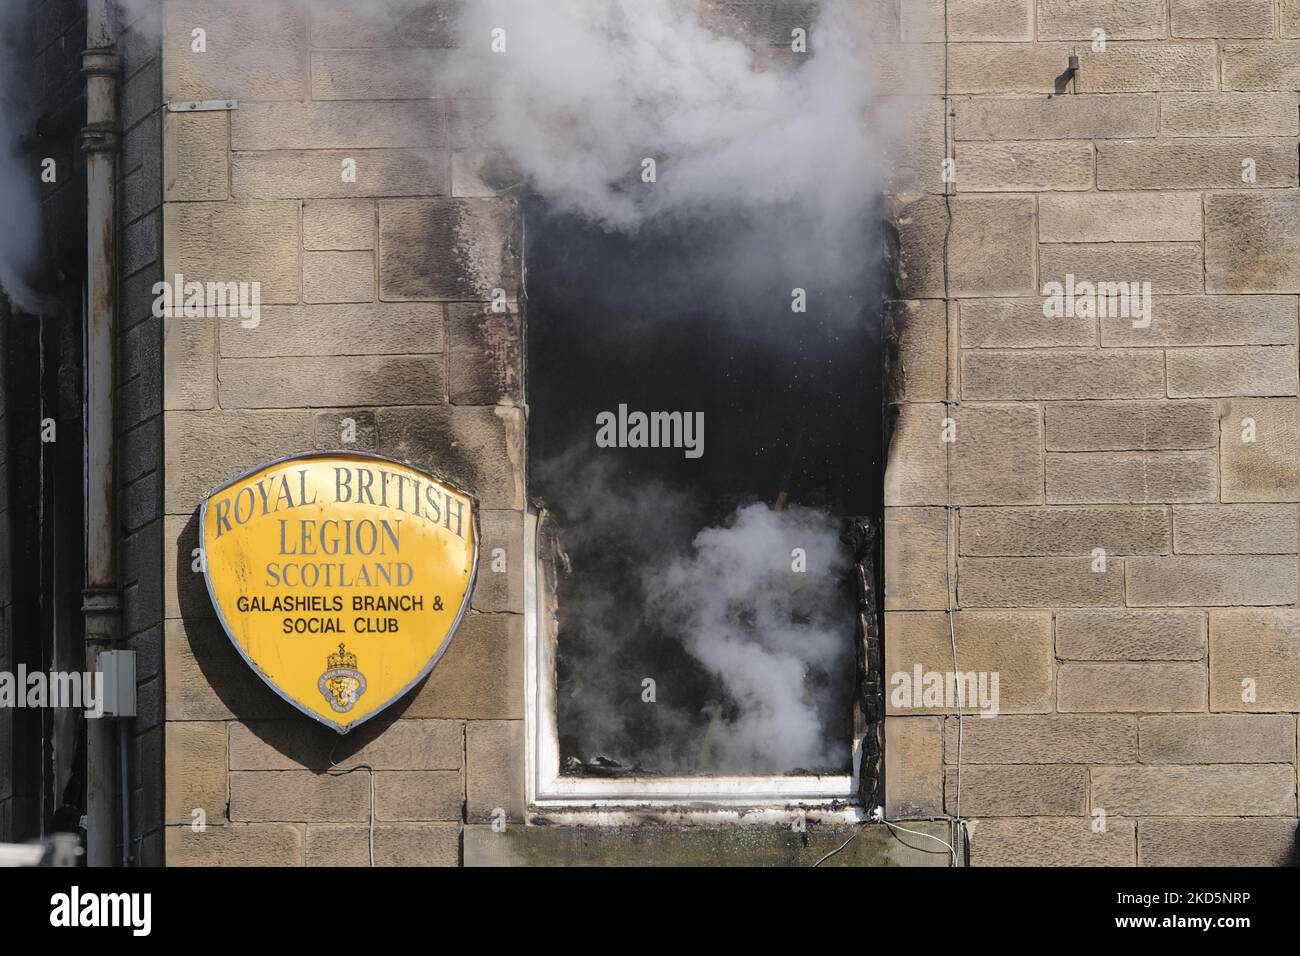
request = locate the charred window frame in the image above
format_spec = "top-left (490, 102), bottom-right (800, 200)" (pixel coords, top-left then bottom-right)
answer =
top-left (521, 208), bottom-right (885, 811)
top-left (524, 514), bottom-right (882, 809)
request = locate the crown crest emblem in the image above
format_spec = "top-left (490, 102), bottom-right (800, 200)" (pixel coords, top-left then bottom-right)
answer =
top-left (327, 643), bottom-right (358, 670)
top-left (318, 643), bottom-right (367, 713)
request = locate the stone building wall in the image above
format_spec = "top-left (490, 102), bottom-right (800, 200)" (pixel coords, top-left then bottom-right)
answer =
top-left (150, 0), bottom-right (1300, 865)
top-left (159, 0), bottom-right (524, 866)
top-left (883, 0), bottom-right (1300, 865)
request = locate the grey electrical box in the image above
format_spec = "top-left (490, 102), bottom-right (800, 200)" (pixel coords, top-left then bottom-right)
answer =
top-left (98, 650), bottom-right (137, 717)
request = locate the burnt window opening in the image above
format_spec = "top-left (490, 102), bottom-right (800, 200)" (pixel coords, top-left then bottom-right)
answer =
top-left (525, 197), bottom-right (885, 782)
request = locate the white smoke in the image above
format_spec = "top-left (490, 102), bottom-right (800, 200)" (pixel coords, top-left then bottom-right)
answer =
top-left (475, 1), bottom-right (890, 773)
top-left (540, 449), bottom-right (857, 775)
top-left (645, 503), bottom-right (853, 772)
top-left (452, 0), bottom-right (883, 234)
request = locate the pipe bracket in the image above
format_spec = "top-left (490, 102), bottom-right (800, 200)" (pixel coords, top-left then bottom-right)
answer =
top-left (82, 587), bottom-right (123, 617)
top-left (80, 124), bottom-right (120, 154)
top-left (167, 99), bottom-right (239, 112)
top-left (81, 48), bottom-right (120, 77)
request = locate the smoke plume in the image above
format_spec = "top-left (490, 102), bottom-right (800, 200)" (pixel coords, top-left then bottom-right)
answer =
top-left (480, 0), bottom-right (890, 774)
top-left (455, 0), bottom-right (880, 225)
top-left (541, 451), bottom-right (857, 775)
top-left (645, 503), bottom-right (855, 772)
top-left (448, 0), bottom-right (906, 319)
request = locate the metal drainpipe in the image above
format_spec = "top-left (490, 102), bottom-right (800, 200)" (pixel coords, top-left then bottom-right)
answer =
top-left (82, 0), bottom-right (122, 868)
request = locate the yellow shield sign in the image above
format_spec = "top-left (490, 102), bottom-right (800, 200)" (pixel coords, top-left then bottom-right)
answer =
top-left (200, 452), bottom-right (478, 733)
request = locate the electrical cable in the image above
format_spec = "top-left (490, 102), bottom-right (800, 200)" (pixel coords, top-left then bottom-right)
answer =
top-left (328, 748), bottom-right (376, 867)
top-left (812, 806), bottom-right (956, 866)
top-left (940, 0), bottom-right (965, 870)
top-left (812, 826), bottom-right (864, 866)
top-left (879, 816), bottom-right (956, 855)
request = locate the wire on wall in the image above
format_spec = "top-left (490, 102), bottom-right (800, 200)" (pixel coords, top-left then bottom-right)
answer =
top-left (329, 749), bottom-right (376, 867)
top-left (940, 0), bottom-right (965, 869)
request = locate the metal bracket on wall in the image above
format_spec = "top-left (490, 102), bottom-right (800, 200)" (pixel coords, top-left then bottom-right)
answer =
top-left (166, 99), bottom-right (239, 112)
